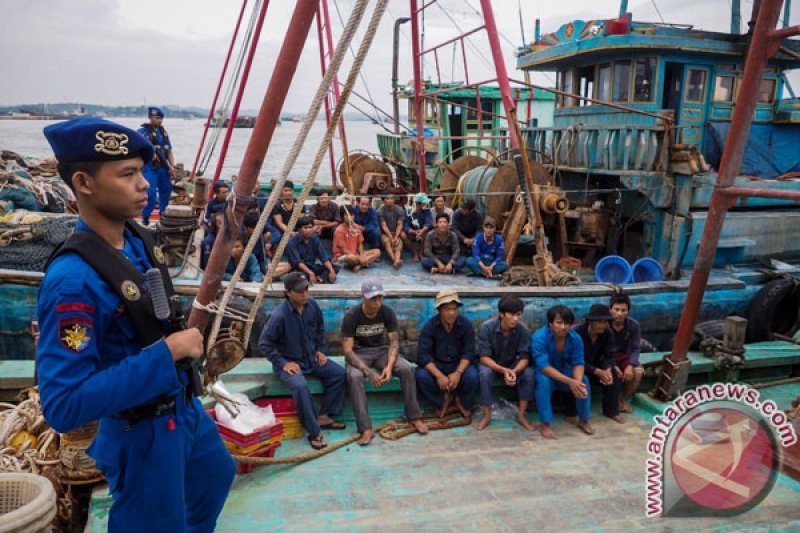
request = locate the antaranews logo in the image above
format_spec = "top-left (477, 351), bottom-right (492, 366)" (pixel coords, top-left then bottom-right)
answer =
top-left (645, 383), bottom-right (797, 517)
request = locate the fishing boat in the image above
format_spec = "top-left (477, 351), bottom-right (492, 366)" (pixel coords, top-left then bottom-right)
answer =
top-left (1, 1), bottom-right (799, 530)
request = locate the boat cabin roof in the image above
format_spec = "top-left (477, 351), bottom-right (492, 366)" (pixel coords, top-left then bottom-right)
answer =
top-left (396, 82), bottom-right (555, 102)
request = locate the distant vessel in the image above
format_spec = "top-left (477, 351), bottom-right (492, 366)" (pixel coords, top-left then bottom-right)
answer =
top-left (207, 115), bottom-right (280, 128)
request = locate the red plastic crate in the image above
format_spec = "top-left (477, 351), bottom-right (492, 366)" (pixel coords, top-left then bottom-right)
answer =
top-left (236, 442), bottom-right (281, 474)
top-left (207, 408), bottom-right (284, 450)
top-left (254, 397), bottom-right (296, 417)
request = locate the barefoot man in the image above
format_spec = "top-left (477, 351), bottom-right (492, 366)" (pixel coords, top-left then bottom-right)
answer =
top-left (608, 294), bottom-right (644, 413)
top-left (475, 295), bottom-right (536, 431)
top-left (342, 279), bottom-right (428, 445)
top-left (415, 290), bottom-right (478, 420)
top-left (532, 305), bottom-right (594, 439)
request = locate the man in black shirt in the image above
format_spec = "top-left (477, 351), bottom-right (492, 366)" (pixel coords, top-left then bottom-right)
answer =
top-left (573, 304), bottom-right (624, 423)
top-left (270, 180), bottom-right (297, 237)
top-left (452, 198), bottom-right (484, 254)
top-left (342, 279), bottom-right (428, 445)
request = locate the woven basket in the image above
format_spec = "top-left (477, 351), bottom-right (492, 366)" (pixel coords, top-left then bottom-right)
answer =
top-left (0, 473), bottom-right (57, 533)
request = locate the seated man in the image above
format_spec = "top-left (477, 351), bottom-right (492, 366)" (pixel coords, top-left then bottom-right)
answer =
top-left (431, 194), bottom-right (453, 223)
top-left (608, 294), bottom-right (644, 413)
top-left (200, 211), bottom-right (223, 270)
top-left (332, 218), bottom-right (380, 272)
top-left (532, 304), bottom-right (593, 439)
top-left (258, 272), bottom-right (347, 450)
top-left (452, 198), bottom-right (484, 255)
top-left (342, 279), bottom-right (428, 445)
top-left (573, 304), bottom-right (624, 424)
top-left (349, 196), bottom-right (381, 250)
top-left (475, 295), bottom-right (535, 431)
top-left (415, 290), bottom-right (478, 419)
top-left (402, 193), bottom-right (432, 262)
top-left (269, 180), bottom-right (297, 238)
top-left (422, 213), bottom-right (465, 274)
top-left (310, 191), bottom-right (341, 240)
top-left (204, 182), bottom-right (229, 228)
top-left (286, 216), bottom-right (339, 284)
top-left (378, 194), bottom-right (405, 269)
top-left (223, 237), bottom-right (265, 283)
top-left (467, 216), bottom-right (508, 278)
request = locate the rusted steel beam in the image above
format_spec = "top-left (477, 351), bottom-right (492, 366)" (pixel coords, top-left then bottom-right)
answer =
top-left (652, 0), bottom-right (785, 401)
top-left (188, 0), bottom-right (319, 331)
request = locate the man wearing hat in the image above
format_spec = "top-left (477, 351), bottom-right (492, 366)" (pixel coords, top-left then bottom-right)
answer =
top-left (258, 272), bottom-right (347, 450)
top-left (138, 106), bottom-right (175, 225)
top-left (36, 117), bottom-right (234, 531)
top-left (415, 290), bottom-right (479, 419)
top-left (573, 304), bottom-right (624, 423)
top-left (341, 279), bottom-right (428, 445)
top-left (402, 193), bottom-right (433, 262)
top-left (466, 215), bottom-right (508, 278)
top-left (451, 198), bottom-right (484, 255)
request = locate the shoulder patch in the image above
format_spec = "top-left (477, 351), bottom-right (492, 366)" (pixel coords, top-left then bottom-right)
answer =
top-left (59, 317), bottom-right (93, 353)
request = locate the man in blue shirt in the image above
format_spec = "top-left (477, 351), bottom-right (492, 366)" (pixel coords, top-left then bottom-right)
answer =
top-left (286, 216), bottom-right (339, 284)
top-left (415, 290), bottom-right (478, 419)
top-left (258, 272), bottom-right (347, 449)
top-left (402, 193), bottom-right (433, 263)
top-left (204, 182), bottom-right (229, 228)
top-left (224, 237), bottom-right (266, 283)
top-left (532, 304), bottom-right (593, 439)
top-left (138, 106), bottom-right (175, 225)
top-left (475, 295), bottom-right (535, 431)
top-left (349, 196), bottom-right (381, 250)
top-left (37, 117), bottom-right (234, 532)
top-left (467, 216), bottom-right (508, 278)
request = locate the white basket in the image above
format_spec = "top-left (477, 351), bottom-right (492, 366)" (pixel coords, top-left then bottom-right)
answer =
top-left (0, 473), bottom-right (57, 533)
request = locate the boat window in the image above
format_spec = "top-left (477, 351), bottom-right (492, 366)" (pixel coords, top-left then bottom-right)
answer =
top-left (713, 76), bottom-right (736, 102)
top-left (613, 61), bottom-right (631, 102)
top-left (597, 63), bottom-right (612, 102)
top-left (424, 100), bottom-right (439, 126)
top-left (561, 68), bottom-right (576, 107)
top-left (685, 69), bottom-right (707, 103)
top-left (758, 78), bottom-right (776, 103)
top-left (718, 63), bottom-right (737, 72)
top-left (577, 65), bottom-right (595, 106)
top-left (633, 58), bottom-right (656, 102)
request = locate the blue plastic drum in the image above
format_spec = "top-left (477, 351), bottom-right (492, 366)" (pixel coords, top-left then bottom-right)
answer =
top-left (594, 255), bottom-right (632, 284)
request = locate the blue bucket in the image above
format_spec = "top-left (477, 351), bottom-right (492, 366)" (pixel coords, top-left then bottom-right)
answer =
top-left (594, 255), bottom-right (632, 284)
top-left (631, 257), bottom-right (664, 283)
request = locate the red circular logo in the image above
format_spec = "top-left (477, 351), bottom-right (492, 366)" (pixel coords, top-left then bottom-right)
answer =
top-left (670, 407), bottom-right (777, 513)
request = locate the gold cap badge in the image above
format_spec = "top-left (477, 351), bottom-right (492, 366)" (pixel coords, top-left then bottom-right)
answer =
top-left (94, 130), bottom-right (129, 156)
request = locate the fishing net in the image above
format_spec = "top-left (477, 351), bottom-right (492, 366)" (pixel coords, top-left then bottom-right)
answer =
top-left (0, 216), bottom-right (76, 272)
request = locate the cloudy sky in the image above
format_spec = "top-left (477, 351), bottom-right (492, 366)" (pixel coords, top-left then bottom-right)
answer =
top-left (0, 0), bottom-right (788, 114)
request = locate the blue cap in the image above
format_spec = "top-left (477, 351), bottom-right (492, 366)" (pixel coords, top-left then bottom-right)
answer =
top-left (148, 106), bottom-right (165, 118)
top-left (43, 117), bottom-right (154, 163)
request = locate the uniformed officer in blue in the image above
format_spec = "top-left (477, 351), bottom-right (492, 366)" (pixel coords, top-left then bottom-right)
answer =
top-left (37, 116), bottom-right (235, 532)
top-left (139, 106), bottom-right (175, 225)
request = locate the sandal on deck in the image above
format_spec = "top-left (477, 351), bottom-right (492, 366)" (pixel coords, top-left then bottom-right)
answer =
top-left (319, 421), bottom-right (347, 430)
top-left (308, 434), bottom-right (328, 450)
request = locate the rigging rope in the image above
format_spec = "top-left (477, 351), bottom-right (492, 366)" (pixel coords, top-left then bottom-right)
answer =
top-left (206, 0), bottom-right (387, 355)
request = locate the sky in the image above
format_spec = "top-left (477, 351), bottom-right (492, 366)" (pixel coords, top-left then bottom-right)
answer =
top-left (0, 0), bottom-right (792, 115)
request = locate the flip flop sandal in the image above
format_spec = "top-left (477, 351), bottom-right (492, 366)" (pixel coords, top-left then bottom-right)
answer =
top-left (319, 421), bottom-right (347, 430)
top-left (308, 434), bottom-right (328, 450)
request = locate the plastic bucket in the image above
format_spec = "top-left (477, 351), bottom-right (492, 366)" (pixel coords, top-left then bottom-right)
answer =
top-left (594, 255), bottom-right (632, 284)
top-left (631, 257), bottom-right (664, 283)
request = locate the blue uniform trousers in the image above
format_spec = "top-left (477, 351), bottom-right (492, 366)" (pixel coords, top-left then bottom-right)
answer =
top-left (535, 370), bottom-right (591, 424)
top-left (477, 364), bottom-right (534, 407)
top-left (274, 361), bottom-right (346, 437)
top-left (415, 364), bottom-right (478, 409)
top-left (142, 164), bottom-right (172, 219)
top-left (362, 226), bottom-right (382, 249)
top-left (420, 254), bottom-right (466, 272)
top-left (466, 255), bottom-right (508, 275)
top-left (90, 397), bottom-right (235, 533)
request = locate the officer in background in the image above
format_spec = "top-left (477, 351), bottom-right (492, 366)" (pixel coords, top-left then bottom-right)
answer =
top-left (139, 106), bottom-right (175, 225)
top-left (37, 117), bottom-right (234, 532)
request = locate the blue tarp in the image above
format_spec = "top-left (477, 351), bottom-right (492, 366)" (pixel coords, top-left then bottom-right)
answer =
top-left (707, 121), bottom-right (800, 179)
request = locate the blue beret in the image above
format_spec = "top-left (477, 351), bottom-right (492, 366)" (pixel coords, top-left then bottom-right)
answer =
top-left (43, 117), bottom-right (154, 164)
top-left (148, 106), bottom-right (165, 118)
